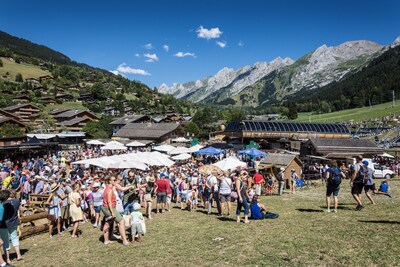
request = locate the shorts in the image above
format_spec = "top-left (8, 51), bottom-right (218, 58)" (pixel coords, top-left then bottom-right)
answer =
top-left (94, 205), bottom-right (102, 213)
top-left (144, 193), bottom-right (152, 202)
top-left (219, 194), bottom-right (231, 203)
top-left (166, 194), bottom-right (172, 204)
top-left (157, 192), bottom-right (167, 203)
top-left (131, 223), bottom-right (144, 236)
top-left (101, 206), bottom-right (123, 223)
top-left (364, 184), bottom-right (376, 191)
top-left (326, 184), bottom-right (340, 197)
top-left (0, 226), bottom-right (19, 251)
top-left (351, 182), bottom-right (364, 195)
top-left (181, 193), bottom-right (188, 201)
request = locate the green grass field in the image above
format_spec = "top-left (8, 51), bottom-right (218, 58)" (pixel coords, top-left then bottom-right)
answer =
top-left (296, 100), bottom-right (400, 123)
top-left (16, 179), bottom-right (400, 267)
top-left (0, 57), bottom-right (51, 81)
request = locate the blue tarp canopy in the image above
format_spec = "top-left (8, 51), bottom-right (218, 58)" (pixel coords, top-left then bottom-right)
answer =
top-left (238, 148), bottom-right (268, 157)
top-left (195, 146), bottom-right (223, 156)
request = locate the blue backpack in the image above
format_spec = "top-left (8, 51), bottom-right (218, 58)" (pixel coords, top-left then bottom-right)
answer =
top-left (329, 167), bottom-right (342, 186)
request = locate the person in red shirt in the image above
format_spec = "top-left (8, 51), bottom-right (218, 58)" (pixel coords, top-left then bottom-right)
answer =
top-left (154, 173), bottom-right (169, 213)
top-left (253, 170), bottom-right (265, 196)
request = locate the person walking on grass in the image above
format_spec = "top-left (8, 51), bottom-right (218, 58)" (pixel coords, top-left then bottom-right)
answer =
top-left (323, 160), bottom-right (345, 213)
top-left (350, 155), bottom-right (366, 211)
top-left (290, 169), bottom-right (299, 194)
top-left (277, 168), bottom-right (285, 196)
top-left (68, 183), bottom-right (83, 237)
top-left (362, 161), bottom-right (392, 204)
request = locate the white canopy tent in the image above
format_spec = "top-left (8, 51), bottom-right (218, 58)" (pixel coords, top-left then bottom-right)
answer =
top-left (213, 157), bottom-right (247, 171)
top-left (189, 144), bottom-right (204, 153)
top-left (153, 144), bottom-right (175, 153)
top-left (172, 137), bottom-right (190, 143)
top-left (86, 139), bottom-right (106, 145)
top-left (101, 140), bottom-right (127, 150)
top-left (379, 152), bottom-right (394, 158)
top-left (126, 141), bottom-right (146, 147)
top-left (171, 153), bottom-right (192, 160)
top-left (168, 146), bottom-right (192, 155)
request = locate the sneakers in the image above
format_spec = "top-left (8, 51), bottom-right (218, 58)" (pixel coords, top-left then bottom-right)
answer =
top-left (323, 209), bottom-right (331, 213)
top-left (93, 223), bottom-right (98, 228)
top-left (386, 193), bottom-right (392, 198)
top-left (332, 209), bottom-right (338, 213)
top-left (356, 205), bottom-right (365, 211)
top-left (49, 235), bottom-right (53, 239)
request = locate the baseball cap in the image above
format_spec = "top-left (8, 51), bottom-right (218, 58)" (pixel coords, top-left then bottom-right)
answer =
top-left (362, 160), bottom-right (369, 166)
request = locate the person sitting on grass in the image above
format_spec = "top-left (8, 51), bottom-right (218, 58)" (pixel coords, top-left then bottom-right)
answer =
top-left (250, 195), bottom-right (279, 219)
top-left (377, 180), bottom-right (392, 198)
top-left (129, 203), bottom-right (144, 242)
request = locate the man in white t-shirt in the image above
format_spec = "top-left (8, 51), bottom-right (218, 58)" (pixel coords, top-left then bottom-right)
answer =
top-left (206, 170), bottom-right (219, 215)
top-left (218, 173), bottom-right (232, 216)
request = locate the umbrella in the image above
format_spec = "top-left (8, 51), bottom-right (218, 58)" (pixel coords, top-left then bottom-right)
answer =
top-left (108, 160), bottom-right (148, 170)
top-left (168, 146), bottom-right (192, 155)
top-left (379, 152), bottom-right (394, 158)
top-left (172, 137), bottom-right (190, 142)
top-left (86, 139), bottom-right (105, 145)
top-left (189, 144), bottom-right (204, 153)
top-left (101, 140), bottom-right (127, 150)
top-left (126, 141), bottom-right (146, 147)
top-left (238, 148), bottom-right (268, 157)
top-left (213, 157), bottom-right (247, 171)
top-left (171, 153), bottom-right (192, 160)
top-left (195, 146), bottom-right (223, 156)
top-left (153, 144), bottom-right (175, 153)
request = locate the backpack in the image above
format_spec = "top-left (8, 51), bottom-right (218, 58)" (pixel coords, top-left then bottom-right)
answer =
top-left (355, 165), bottom-right (368, 184)
top-left (328, 167), bottom-right (342, 186)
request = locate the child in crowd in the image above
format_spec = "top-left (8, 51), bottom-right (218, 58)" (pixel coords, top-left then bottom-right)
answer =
top-left (267, 175), bottom-right (274, 196)
top-left (129, 203), bottom-right (145, 242)
top-left (377, 180), bottom-right (392, 198)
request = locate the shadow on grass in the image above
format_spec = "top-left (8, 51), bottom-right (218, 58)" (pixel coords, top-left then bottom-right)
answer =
top-left (9, 248), bottom-right (28, 260)
top-left (358, 220), bottom-right (400, 224)
top-left (318, 205), bottom-right (354, 210)
top-left (296, 208), bottom-right (321, 213)
top-left (217, 217), bottom-right (237, 222)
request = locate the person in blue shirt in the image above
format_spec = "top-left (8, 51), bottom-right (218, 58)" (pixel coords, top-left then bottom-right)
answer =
top-left (250, 195), bottom-right (265, 219)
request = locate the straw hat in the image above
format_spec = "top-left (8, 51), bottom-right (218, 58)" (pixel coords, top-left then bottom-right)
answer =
top-left (50, 183), bottom-right (59, 193)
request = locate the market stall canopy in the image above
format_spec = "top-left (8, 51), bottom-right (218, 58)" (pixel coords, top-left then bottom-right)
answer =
top-left (195, 146), bottom-right (223, 156)
top-left (189, 144), bottom-right (204, 153)
top-left (238, 148), bottom-right (268, 158)
top-left (379, 152), bottom-right (394, 158)
top-left (108, 160), bottom-right (148, 170)
top-left (172, 137), bottom-right (190, 143)
top-left (86, 139), bottom-right (106, 145)
top-left (153, 144), bottom-right (175, 153)
top-left (171, 153), bottom-right (192, 160)
top-left (213, 157), bottom-right (247, 171)
top-left (100, 140), bottom-right (127, 150)
top-left (168, 146), bottom-right (192, 155)
top-left (126, 141), bottom-right (146, 147)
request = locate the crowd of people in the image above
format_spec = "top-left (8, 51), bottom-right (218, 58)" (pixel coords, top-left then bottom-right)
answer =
top-left (0, 147), bottom-right (395, 266)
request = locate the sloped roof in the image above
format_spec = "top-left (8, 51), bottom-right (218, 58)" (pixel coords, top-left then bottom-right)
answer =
top-left (0, 116), bottom-right (28, 127)
top-left (58, 116), bottom-right (92, 126)
top-left (308, 138), bottom-right (383, 155)
top-left (3, 103), bottom-right (40, 111)
top-left (259, 153), bottom-right (302, 168)
top-left (114, 123), bottom-right (181, 139)
top-left (109, 115), bottom-right (149, 125)
top-left (54, 110), bottom-right (99, 119)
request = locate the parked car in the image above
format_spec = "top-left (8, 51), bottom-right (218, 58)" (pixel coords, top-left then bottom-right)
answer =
top-left (372, 164), bottom-right (395, 179)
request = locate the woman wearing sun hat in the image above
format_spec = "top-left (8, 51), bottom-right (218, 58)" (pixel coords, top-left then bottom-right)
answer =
top-left (46, 182), bottom-right (62, 238)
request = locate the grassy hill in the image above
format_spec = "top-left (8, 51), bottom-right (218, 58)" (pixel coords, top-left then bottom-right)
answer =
top-left (0, 57), bottom-right (51, 81)
top-left (295, 100), bottom-right (400, 123)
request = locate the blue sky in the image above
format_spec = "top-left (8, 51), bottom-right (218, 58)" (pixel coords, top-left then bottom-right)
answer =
top-left (1, 0), bottom-right (399, 88)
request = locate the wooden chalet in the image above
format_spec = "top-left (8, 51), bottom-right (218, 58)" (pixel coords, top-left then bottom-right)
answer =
top-left (0, 116), bottom-right (28, 136)
top-left (259, 153), bottom-right (303, 189)
top-left (25, 77), bottom-right (41, 85)
top-left (113, 122), bottom-right (184, 143)
top-left (103, 107), bottom-right (120, 116)
top-left (55, 94), bottom-right (74, 101)
top-left (39, 75), bottom-right (53, 83)
top-left (302, 138), bottom-right (383, 160)
top-left (12, 95), bottom-right (32, 103)
top-left (48, 108), bottom-right (71, 116)
top-left (57, 116), bottom-right (94, 131)
top-left (2, 104), bottom-right (41, 128)
top-left (40, 97), bottom-right (56, 105)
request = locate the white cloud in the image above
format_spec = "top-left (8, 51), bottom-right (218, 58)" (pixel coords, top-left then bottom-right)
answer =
top-left (144, 43), bottom-right (153, 50)
top-left (196, 26), bottom-right (223, 40)
top-left (216, 41), bottom-right (227, 48)
top-left (163, 44), bottom-right (169, 52)
top-left (109, 70), bottom-right (120, 75)
top-left (113, 63), bottom-right (151, 76)
top-left (174, 52), bottom-right (196, 58)
top-left (134, 53), bottom-right (141, 58)
top-left (238, 40), bottom-right (244, 47)
top-left (143, 53), bottom-right (159, 62)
